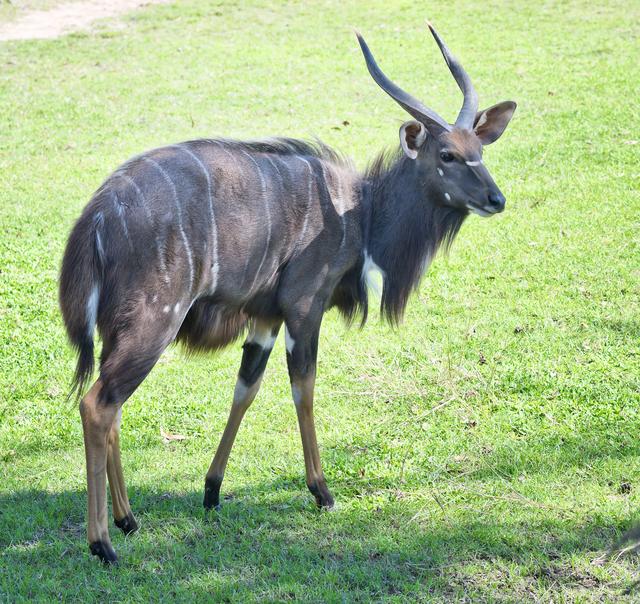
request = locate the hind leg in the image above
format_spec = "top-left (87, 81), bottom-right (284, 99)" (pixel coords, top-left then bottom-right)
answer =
top-left (204, 319), bottom-right (281, 510)
top-left (107, 408), bottom-right (138, 536)
top-left (80, 379), bottom-right (121, 563)
top-left (82, 309), bottom-right (185, 563)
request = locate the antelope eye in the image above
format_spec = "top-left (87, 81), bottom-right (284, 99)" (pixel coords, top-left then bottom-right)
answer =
top-left (439, 151), bottom-right (454, 163)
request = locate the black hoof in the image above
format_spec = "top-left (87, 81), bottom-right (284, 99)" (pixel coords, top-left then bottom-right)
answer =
top-left (307, 480), bottom-right (335, 510)
top-left (203, 476), bottom-right (222, 511)
top-left (114, 512), bottom-right (139, 536)
top-left (89, 540), bottom-right (118, 564)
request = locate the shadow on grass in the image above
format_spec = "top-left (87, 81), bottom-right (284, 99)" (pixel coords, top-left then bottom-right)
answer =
top-left (0, 477), bottom-right (637, 602)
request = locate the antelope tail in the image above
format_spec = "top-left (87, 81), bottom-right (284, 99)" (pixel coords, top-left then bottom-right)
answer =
top-left (59, 210), bottom-right (105, 398)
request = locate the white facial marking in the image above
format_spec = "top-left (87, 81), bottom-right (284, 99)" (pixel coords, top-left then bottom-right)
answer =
top-left (291, 384), bottom-right (303, 407)
top-left (437, 168), bottom-right (444, 177)
top-left (362, 249), bottom-right (385, 296)
top-left (465, 160), bottom-right (482, 167)
top-left (444, 193), bottom-right (451, 201)
top-left (247, 323), bottom-right (277, 350)
top-left (162, 305), bottom-right (170, 314)
top-left (284, 326), bottom-right (295, 354)
top-left (466, 203), bottom-right (492, 217)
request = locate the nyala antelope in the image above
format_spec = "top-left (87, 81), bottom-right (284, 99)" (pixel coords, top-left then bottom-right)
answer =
top-left (60, 24), bottom-right (516, 563)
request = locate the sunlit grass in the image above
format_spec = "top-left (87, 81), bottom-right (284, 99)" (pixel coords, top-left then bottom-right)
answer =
top-left (1, 0), bottom-right (639, 601)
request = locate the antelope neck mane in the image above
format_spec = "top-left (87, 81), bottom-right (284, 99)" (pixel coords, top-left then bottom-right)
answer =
top-left (364, 147), bottom-right (467, 324)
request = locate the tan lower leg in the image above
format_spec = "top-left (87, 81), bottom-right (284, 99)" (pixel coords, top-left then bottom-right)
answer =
top-left (80, 380), bottom-right (119, 546)
top-left (206, 377), bottom-right (262, 482)
top-left (292, 373), bottom-right (333, 507)
top-left (106, 410), bottom-right (131, 522)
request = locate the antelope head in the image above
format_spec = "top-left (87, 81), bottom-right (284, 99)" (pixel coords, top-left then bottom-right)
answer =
top-left (357, 23), bottom-right (516, 217)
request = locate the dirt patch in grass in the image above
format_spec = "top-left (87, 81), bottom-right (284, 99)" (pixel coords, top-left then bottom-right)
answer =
top-left (0, 0), bottom-right (169, 41)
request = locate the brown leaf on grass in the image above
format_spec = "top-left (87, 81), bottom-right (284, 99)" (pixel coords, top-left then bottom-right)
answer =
top-left (161, 428), bottom-right (187, 443)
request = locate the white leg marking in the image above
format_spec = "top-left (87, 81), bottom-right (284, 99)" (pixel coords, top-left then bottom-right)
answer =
top-left (444, 192), bottom-right (451, 201)
top-left (246, 322), bottom-right (277, 350)
top-left (119, 173), bottom-right (169, 284)
top-left (284, 326), bottom-right (295, 354)
top-left (361, 249), bottom-right (385, 296)
top-left (143, 157), bottom-right (195, 294)
top-left (291, 383), bottom-right (303, 407)
top-left (113, 407), bottom-right (123, 432)
top-left (233, 378), bottom-right (250, 406)
top-left (240, 150), bottom-right (272, 295)
top-left (174, 145), bottom-right (219, 294)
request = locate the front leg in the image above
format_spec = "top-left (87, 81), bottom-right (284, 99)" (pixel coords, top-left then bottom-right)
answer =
top-left (284, 315), bottom-right (334, 509)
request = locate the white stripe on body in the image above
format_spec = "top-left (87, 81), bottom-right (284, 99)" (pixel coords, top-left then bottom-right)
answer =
top-left (112, 192), bottom-right (132, 250)
top-left (173, 145), bottom-right (220, 294)
top-left (239, 150), bottom-right (272, 295)
top-left (119, 173), bottom-right (169, 285)
top-left (143, 157), bottom-right (195, 294)
top-left (294, 157), bottom-right (314, 253)
top-left (320, 163), bottom-right (347, 254)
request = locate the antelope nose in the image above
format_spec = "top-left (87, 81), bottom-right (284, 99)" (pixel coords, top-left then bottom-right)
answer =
top-left (487, 192), bottom-right (506, 213)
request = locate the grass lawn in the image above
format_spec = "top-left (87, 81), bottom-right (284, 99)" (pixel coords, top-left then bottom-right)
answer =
top-left (1, 0), bottom-right (639, 601)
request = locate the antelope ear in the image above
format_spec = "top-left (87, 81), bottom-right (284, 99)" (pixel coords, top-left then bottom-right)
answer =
top-left (399, 120), bottom-right (427, 159)
top-left (474, 101), bottom-right (516, 145)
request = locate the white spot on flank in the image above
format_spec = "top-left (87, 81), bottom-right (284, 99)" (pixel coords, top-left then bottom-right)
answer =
top-left (362, 249), bottom-right (385, 296)
top-left (465, 160), bottom-right (482, 166)
top-left (174, 303), bottom-right (181, 314)
top-left (444, 193), bottom-right (451, 201)
top-left (162, 305), bottom-right (170, 314)
top-left (86, 285), bottom-right (99, 337)
top-left (437, 168), bottom-right (444, 177)
top-left (247, 323), bottom-right (277, 350)
top-left (284, 326), bottom-right (295, 354)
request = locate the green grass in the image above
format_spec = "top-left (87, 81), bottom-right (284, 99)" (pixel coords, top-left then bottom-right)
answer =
top-left (1, 0), bottom-right (639, 601)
